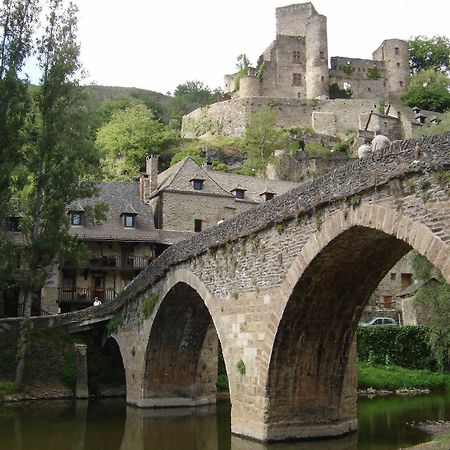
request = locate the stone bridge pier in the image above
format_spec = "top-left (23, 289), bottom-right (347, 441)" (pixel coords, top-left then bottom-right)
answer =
top-left (102, 134), bottom-right (449, 442)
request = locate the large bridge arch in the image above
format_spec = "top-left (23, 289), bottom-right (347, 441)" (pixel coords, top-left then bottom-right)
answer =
top-left (262, 204), bottom-right (450, 440)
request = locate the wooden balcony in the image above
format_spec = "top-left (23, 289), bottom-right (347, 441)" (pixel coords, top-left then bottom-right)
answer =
top-left (58, 287), bottom-right (117, 304)
top-left (63, 255), bottom-right (152, 271)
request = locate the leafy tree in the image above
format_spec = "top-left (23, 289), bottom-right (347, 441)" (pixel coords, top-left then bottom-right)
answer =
top-left (0, 0), bottom-right (40, 214)
top-left (12, 0), bottom-right (100, 387)
top-left (234, 53), bottom-right (251, 91)
top-left (96, 103), bottom-right (179, 179)
top-left (170, 144), bottom-right (206, 167)
top-left (401, 69), bottom-right (450, 112)
top-left (412, 252), bottom-right (450, 371)
top-left (243, 106), bottom-right (287, 175)
top-left (169, 80), bottom-right (222, 129)
top-left (409, 35), bottom-right (450, 75)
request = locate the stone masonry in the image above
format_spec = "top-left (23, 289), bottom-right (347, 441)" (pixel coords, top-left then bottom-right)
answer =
top-left (6, 133), bottom-right (450, 442)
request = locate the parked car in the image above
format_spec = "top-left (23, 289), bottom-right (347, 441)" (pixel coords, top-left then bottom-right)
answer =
top-left (360, 317), bottom-right (398, 326)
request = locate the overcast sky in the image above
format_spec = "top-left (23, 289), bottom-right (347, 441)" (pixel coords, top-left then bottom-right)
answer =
top-left (70, 0), bottom-right (450, 94)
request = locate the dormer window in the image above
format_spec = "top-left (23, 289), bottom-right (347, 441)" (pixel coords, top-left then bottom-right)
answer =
top-left (6, 216), bottom-right (20, 232)
top-left (259, 191), bottom-right (275, 202)
top-left (235, 189), bottom-right (245, 199)
top-left (231, 185), bottom-right (247, 200)
top-left (192, 179), bottom-right (204, 191)
top-left (70, 212), bottom-right (82, 226)
top-left (123, 214), bottom-right (135, 228)
top-left (120, 203), bottom-right (138, 228)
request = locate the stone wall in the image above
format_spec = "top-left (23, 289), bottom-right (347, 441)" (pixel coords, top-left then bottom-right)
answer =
top-left (182, 97), bottom-right (384, 138)
top-left (160, 191), bottom-right (254, 232)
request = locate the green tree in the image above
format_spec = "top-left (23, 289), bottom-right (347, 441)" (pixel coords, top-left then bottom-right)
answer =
top-left (96, 103), bottom-right (179, 179)
top-left (169, 80), bottom-right (222, 129)
top-left (234, 53), bottom-right (251, 91)
top-left (12, 0), bottom-right (100, 387)
top-left (243, 106), bottom-right (287, 174)
top-left (412, 252), bottom-right (450, 371)
top-left (401, 69), bottom-right (450, 112)
top-left (409, 35), bottom-right (450, 75)
top-left (0, 0), bottom-right (40, 214)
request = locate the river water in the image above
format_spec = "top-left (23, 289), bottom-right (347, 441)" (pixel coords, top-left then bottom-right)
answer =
top-left (1, 393), bottom-right (449, 450)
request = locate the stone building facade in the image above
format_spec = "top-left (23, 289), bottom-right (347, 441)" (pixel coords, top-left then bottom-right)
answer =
top-left (1, 157), bottom-right (298, 317)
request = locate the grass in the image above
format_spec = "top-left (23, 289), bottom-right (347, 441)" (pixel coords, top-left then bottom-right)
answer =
top-left (358, 363), bottom-right (450, 391)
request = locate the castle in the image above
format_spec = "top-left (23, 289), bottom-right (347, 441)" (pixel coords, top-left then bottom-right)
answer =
top-left (224, 3), bottom-right (409, 102)
top-left (182, 3), bottom-right (437, 140)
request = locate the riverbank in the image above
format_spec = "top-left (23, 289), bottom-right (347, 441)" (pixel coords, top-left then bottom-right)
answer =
top-left (405, 421), bottom-right (450, 449)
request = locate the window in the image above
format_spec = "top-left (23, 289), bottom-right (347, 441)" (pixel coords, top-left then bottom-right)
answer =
top-left (235, 189), bottom-right (245, 200)
top-left (390, 273), bottom-right (396, 281)
top-left (192, 179), bottom-right (204, 191)
top-left (321, 76), bottom-right (324, 82)
top-left (367, 87), bottom-right (371, 92)
top-left (399, 80), bottom-right (404, 87)
top-left (401, 273), bottom-right (412, 289)
top-left (394, 47), bottom-right (399, 55)
top-left (71, 212), bottom-right (82, 226)
top-left (397, 62), bottom-right (400, 67)
top-left (123, 214), bottom-right (135, 228)
top-left (292, 73), bottom-right (302, 86)
top-left (6, 216), bottom-right (20, 232)
top-left (194, 219), bottom-right (202, 232)
top-left (292, 51), bottom-right (301, 64)
top-left (319, 50), bottom-right (324, 60)
top-left (383, 296), bottom-right (393, 308)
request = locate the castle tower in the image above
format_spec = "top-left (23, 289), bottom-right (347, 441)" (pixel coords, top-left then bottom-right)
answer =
top-left (305, 13), bottom-right (329, 99)
top-left (276, 3), bottom-right (317, 37)
top-left (239, 75), bottom-right (261, 98)
top-left (373, 39), bottom-right (409, 102)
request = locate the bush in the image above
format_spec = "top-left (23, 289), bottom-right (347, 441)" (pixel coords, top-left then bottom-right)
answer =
top-left (357, 326), bottom-right (437, 371)
top-left (358, 363), bottom-right (449, 390)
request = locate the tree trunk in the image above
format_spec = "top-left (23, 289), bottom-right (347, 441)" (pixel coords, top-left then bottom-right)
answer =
top-left (15, 291), bottom-right (33, 389)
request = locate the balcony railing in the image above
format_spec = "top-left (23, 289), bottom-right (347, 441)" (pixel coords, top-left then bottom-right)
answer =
top-left (63, 255), bottom-right (152, 270)
top-left (58, 287), bottom-right (117, 304)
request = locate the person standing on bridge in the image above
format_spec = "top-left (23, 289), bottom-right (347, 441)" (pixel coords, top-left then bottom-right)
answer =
top-left (372, 128), bottom-right (391, 152)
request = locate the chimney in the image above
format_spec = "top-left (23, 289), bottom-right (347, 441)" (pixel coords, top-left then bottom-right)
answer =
top-left (143, 155), bottom-right (158, 202)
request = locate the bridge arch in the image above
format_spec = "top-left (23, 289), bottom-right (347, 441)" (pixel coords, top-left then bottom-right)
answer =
top-left (140, 269), bottom-right (225, 407)
top-left (264, 204), bottom-right (450, 440)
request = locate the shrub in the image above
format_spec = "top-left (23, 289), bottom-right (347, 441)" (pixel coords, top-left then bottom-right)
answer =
top-left (357, 326), bottom-right (437, 371)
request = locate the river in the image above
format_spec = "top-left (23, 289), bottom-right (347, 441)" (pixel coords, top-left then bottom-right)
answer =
top-left (1, 392), bottom-right (449, 450)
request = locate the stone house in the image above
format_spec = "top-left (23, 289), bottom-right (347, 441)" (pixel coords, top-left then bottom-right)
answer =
top-left (1, 157), bottom-right (298, 316)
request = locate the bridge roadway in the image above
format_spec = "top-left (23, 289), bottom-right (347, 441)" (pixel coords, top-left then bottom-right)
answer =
top-left (11, 133), bottom-right (450, 442)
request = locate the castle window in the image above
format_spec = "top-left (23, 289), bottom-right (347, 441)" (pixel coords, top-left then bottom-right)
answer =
top-left (292, 51), bottom-right (301, 64)
top-left (6, 216), bottom-right (20, 232)
top-left (397, 62), bottom-right (400, 67)
top-left (383, 81), bottom-right (386, 87)
top-left (319, 50), bottom-right (325, 60)
top-left (367, 87), bottom-right (371, 92)
top-left (292, 73), bottom-right (302, 86)
top-left (394, 47), bottom-right (399, 55)
top-left (192, 179), bottom-right (204, 191)
top-left (321, 76), bottom-right (324, 82)
top-left (194, 219), bottom-right (202, 232)
top-left (399, 80), bottom-right (404, 87)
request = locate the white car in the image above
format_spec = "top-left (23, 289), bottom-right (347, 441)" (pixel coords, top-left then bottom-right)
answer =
top-left (360, 317), bottom-right (398, 326)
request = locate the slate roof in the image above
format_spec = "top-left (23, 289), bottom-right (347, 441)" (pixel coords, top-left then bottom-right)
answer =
top-left (152, 157), bottom-right (299, 203)
top-left (67, 182), bottom-right (187, 243)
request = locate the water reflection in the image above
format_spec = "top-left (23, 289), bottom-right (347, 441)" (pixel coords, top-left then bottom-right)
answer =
top-left (0, 393), bottom-right (449, 450)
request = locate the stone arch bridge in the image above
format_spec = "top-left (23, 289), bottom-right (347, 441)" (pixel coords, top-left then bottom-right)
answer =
top-left (37, 134), bottom-right (450, 441)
